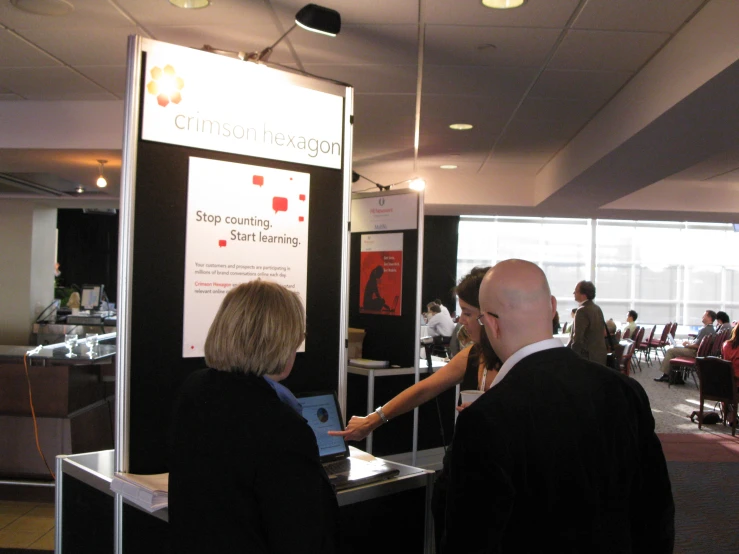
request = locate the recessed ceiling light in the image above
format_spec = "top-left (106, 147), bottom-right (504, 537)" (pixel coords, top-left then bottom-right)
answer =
top-left (169, 0), bottom-right (210, 8)
top-left (75, 185), bottom-right (85, 194)
top-left (10, 0), bottom-right (74, 16)
top-left (482, 0), bottom-right (526, 8)
top-left (440, 165), bottom-right (458, 170)
top-left (449, 123), bottom-right (473, 131)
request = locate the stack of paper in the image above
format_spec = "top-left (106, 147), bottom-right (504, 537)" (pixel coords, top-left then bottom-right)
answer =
top-left (111, 472), bottom-right (169, 513)
top-left (348, 358), bottom-right (390, 368)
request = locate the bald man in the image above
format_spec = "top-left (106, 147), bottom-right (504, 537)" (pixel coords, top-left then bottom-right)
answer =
top-left (442, 259), bottom-right (674, 554)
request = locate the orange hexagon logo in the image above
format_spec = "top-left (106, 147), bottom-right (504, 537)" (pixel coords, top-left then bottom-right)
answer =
top-left (146, 64), bottom-right (184, 108)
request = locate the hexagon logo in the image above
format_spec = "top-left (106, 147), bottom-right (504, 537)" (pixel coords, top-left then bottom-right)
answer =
top-left (146, 64), bottom-right (184, 108)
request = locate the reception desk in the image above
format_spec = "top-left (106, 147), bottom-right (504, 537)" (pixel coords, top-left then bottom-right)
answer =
top-left (0, 336), bottom-right (116, 480)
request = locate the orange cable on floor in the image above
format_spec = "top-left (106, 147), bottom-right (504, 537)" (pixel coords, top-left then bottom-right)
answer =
top-left (23, 352), bottom-right (56, 481)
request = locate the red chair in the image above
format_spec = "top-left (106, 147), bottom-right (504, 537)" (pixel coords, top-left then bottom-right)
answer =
top-left (669, 322), bottom-right (678, 339)
top-left (630, 327), bottom-right (645, 371)
top-left (695, 356), bottom-right (737, 436)
top-left (619, 340), bottom-right (636, 377)
top-left (635, 326), bottom-right (655, 368)
top-left (648, 323), bottom-right (672, 363)
top-left (668, 335), bottom-right (714, 388)
top-left (711, 329), bottom-right (729, 357)
top-left (622, 327), bottom-right (632, 340)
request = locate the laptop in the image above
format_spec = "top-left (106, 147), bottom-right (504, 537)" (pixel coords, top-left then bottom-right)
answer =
top-left (296, 391), bottom-right (400, 491)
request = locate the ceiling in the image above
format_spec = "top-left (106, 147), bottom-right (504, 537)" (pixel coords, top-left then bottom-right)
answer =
top-left (1, 0), bottom-right (738, 222)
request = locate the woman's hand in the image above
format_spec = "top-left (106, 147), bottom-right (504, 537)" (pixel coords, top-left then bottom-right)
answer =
top-left (456, 402), bottom-right (473, 413)
top-left (327, 414), bottom-right (380, 442)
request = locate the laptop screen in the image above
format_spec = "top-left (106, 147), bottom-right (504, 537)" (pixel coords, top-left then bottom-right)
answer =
top-left (297, 391), bottom-right (349, 460)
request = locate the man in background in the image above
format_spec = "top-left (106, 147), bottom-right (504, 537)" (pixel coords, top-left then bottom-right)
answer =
top-left (716, 311), bottom-right (732, 332)
top-left (426, 303), bottom-right (455, 338)
top-left (623, 309), bottom-right (638, 338)
top-left (654, 310), bottom-right (716, 384)
top-left (568, 280), bottom-right (608, 366)
top-left (443, 259), bottom-right (674, 553)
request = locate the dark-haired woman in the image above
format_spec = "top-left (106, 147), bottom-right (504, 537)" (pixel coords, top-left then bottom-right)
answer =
top-left (330, 266), bottom-right (501, 552)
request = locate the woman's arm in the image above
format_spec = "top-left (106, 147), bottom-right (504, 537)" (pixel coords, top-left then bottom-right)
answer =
top-left (328, 345), bottom-right (472, 441)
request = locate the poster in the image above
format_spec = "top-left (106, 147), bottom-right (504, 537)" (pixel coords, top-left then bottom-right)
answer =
top-left (182, 156), bottom-right (309, 357)
top-left (359, 233), bottom-right (403, 316)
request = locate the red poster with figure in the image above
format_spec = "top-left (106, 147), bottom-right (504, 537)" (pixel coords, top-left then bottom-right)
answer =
top-left (359, 233), bottom-right (402, 316)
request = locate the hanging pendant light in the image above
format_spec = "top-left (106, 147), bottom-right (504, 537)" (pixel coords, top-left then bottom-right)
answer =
top-left (96, 160), bottom-right (108, 188)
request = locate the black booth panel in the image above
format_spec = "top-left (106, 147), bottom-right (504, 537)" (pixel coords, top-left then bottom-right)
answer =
top-left (62, 476), bottom-right (114, 554)
top-left (348, 230), bottom-right (419, 369)
top-left (421, 215), bottom-right (459, 315)
top-left (129, 141), bottom-right (344, 474)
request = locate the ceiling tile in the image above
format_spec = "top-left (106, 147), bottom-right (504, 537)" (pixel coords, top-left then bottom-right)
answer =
top-left (421, 94), bottom-right (519, 130)
top-left (18, 26), bottom-right (140, 67)
top-left (529, 68), bottom-right (632, 100)
top-left (0, 29), bottom-right (60, 68)
top-left (148, 25), bottom-right (280, 59)
top-left (75, 66), bottom-right (127, 97)
top-left (572, 0), bottom-right (705, 33)
top-left (301, 64), bottom-right (418, 94)
top-left (549, 29), bottom-right (670, 72)
top-left (424, 25), bottom-right (561, 67)
top-left (515, 96), bottom-right (604, 125)
top-left (0, 66), bottom-right (114, 99)
top-left (0, 0), bottom-right (132, 29)
top-left (423, 65), bottom-right (537, 97)
top-left (117, 0), bottom-right (275, 28)
top-left (423, 0), bottom-right (581, 27)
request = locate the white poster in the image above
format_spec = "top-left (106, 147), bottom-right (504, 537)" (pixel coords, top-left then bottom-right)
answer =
top-left (141, 38), bottom-right (344, 169)
top-left (351, 193), bottom-right (418, 232)
top-left (182, 156), bottom-right (309, 357)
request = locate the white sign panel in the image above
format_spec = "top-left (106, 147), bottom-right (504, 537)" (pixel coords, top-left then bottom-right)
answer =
top-left (182, 157), bottom-right (309, 357)
top-left (141, 38), bottom-right (344, 169)
top-left (351, 193), bottom-right (418, 232)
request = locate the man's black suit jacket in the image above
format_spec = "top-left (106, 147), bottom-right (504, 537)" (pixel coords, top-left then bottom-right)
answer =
top-left (444, 347), bottom-right (674, 553)
top-left (169, 369), bottom-right (339, 554)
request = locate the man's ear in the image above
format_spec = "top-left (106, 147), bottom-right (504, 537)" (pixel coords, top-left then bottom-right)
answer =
top-left (551, 295), bottom-right (557, 318)
top-left (486, 313), bottom-right (501, 340)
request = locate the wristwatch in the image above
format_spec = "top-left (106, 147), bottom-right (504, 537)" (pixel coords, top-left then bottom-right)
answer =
top-left (374, 405), bottom-right (389, 424)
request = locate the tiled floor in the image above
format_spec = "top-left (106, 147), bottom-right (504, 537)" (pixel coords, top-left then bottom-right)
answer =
top-left (0, 501), bottom-right (54, 551)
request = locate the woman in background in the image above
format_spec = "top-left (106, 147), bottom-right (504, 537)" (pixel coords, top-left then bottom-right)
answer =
top-left (722, 322), bottom-right (739, 379)
top-left (330, 266), bottom-right (501, 552)
top-left (169, 280), bottom-right (338, 554)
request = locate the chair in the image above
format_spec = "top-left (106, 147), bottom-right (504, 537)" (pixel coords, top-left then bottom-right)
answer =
top-left (695, 356), bottom-right (737, 436)
top-left (711, 329), bottom-right (729, 358)
top-left (622, 327), bottom-right (631, 340)
top-left (636, 325), bottom-right (656, 367)
top-left (668, 335), bottom-right (714, 388)
top-left (630, 326), bottom-right (645, 371)
top-left (561, 322), bottom-right (569, 335)
top-left (619, 339), bottom-right (636, 376)
top-left (648, 323), bottom-right (672, 363)
top-left (669, 322), bottom-right (678, 339)
top-left (430, 335), bottom-right (451, 358)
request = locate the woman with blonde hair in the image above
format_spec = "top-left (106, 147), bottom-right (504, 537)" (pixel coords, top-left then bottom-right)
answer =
top-left (169, 280), bottom-right (338, 554)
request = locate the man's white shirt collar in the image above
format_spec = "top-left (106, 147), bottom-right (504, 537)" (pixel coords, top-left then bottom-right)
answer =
top-left (491, 338), bottom-right (564, 388)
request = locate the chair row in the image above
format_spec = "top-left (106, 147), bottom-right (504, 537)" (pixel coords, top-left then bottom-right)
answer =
top-left (668, 328), bottom-right (732, 388)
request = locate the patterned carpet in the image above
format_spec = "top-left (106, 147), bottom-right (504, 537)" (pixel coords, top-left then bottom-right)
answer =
top-left (669, 461), bottom-right (739, 553)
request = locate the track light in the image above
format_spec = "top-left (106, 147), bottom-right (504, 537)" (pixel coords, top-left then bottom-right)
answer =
top-left (96, 160), bottom-right (107, 188)
top-left (352, 172), bottom-right (425, 192)
top-left (246, 3), bottom-right (341, 62)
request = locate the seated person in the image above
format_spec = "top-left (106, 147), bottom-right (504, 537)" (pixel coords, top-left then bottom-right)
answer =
top-left (716, 311), bottom-right (732, 332)
top-left (722, 323), bottom-right (739, 380)
top-left (606, 318), bottom-right (617, 335)
top-left (169, 280), bottom-right (338, 554)
top-left (622, 310), bottom-right (638, 338)
top-left (654, 310), bottom-right (716, 384)
top-left (426, 302), bottom-right (455, 338)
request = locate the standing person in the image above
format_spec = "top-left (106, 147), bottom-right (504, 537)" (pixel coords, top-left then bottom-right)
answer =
top-left (169, 280), bottom-right (338, 554)
top-left (654, 310), bottom-right (716, 384)
top-left (568, 280), bottom-right (608, 366)
top-left (329, 266), bottom-right (501, 553)
top-left (443, 259), bottom-right (674, 553)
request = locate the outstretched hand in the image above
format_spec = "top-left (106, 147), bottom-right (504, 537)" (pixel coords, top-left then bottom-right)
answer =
top-left (327, 414), bottom-right (378, 442)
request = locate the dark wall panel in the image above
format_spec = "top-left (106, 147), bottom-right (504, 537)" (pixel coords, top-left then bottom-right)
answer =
top-left (421, 216), bottom-right (459, 316)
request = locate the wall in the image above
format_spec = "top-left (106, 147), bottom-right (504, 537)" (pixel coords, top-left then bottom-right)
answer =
top-left (422, 216), bottom-right (460, 315)
top-left (0, 200), bottom-right (56, 344)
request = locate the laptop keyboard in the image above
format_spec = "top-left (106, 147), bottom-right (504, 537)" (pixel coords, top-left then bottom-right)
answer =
top-left (323, 459), bottom-right (351, 475)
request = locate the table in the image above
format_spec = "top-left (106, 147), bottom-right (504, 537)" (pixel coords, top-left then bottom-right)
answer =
top-left (347, 358), bottom-right (450, 459)
top-left (553, 332), bottom-right (570, 346)
top-left (57, 448), bottom-right (435, 553)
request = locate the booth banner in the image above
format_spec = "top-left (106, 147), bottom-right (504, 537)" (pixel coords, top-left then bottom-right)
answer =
top-left (359, 233), bottom-right (402, 316)
top-left (140, 38), bottom-right (344, 169)
top-left (182, 156), bottom-right (309, 357)
top-left (351, 193), bottom-right (418, 232)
